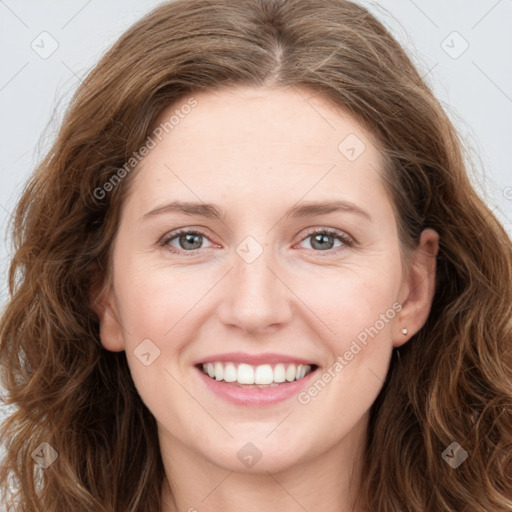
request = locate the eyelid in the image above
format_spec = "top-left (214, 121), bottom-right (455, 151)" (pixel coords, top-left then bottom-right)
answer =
top-left (296, 226), bottom-right (354, 244)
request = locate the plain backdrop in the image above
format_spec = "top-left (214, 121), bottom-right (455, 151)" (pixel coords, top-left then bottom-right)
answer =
top-left (0, 0), bottom-right (511, 418)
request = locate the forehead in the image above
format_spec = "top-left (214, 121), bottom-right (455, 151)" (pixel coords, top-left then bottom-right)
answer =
top-left (153, 85), bottom-right (381, 156)
top-left (124, 85), bottom-right (390, 221)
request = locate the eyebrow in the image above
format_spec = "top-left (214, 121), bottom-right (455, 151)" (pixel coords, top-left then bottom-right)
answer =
top-left (141, 199), bottom-right (372, 222)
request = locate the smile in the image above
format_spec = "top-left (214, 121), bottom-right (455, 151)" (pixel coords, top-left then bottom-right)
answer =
top-left (200, 362), bottom-right (316, 387)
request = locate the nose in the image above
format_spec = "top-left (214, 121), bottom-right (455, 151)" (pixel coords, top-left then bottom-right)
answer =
top-left (216, 241), bottom-right (293, 334)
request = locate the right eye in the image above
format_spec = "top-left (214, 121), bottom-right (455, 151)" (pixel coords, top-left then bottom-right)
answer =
top-left (160, 228), bottom-right (215, 254)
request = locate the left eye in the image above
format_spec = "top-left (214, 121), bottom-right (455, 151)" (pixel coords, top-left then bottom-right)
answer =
top-left (160, 228), bottom-right (353, 255)
top-left (297, 228), bottom-right (352, 252)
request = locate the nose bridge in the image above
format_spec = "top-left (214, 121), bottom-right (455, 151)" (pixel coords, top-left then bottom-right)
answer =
top-left (219, 234), bottom-right (291, 332)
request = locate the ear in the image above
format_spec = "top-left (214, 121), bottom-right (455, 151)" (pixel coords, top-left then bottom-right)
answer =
top-left (91, 282), bottom-right (126, 352)
top-left (394, 228), bottom-right (439, 347)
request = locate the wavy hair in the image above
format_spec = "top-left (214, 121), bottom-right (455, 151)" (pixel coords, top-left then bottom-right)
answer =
top-left (1, 0), bottom-right (511, 510)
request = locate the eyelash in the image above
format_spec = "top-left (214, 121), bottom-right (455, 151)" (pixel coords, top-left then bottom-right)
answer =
top-left (159, 227), bottom-right (354, 257)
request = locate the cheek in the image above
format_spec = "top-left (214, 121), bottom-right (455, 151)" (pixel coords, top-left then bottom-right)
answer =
top-left (113, 256), bottom-right (210, 341)
top-left (112, 262), bottom-right (199, 421)
top-left (292, 287), bottom-right (398, 441)
top-left (293, 261), bottom-right (401, 345)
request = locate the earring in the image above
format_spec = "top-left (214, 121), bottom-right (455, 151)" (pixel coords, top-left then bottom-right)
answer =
top-left (401, 328), bottom-right (408, 335)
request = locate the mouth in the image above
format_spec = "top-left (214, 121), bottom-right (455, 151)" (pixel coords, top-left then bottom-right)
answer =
top-left (196, 361), bottom-right (318, 388)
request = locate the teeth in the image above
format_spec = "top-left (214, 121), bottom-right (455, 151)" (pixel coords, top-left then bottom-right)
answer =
top-left (254, 364), bottom-right (273, 385)
top-left (285, 364), bottom-right (296, 382)
top-left (224, 363), bottom-right (237, 382)
top-left (201, 362), bottom-right (313, 385)
top-left (237, 363), bottom-right (254, 384)
top-left (274, 363), bottom-right (286, 383)
top-left (214, 362), bottom-right (224, 381)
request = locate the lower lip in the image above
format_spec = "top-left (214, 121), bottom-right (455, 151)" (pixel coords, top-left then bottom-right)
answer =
top-left (196, 367), bottom-right (317, 406)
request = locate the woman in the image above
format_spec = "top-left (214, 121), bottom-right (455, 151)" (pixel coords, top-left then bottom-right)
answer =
top-left (1, 0), bottom-right (511, 511)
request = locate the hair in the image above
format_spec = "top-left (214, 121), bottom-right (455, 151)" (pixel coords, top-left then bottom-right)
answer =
top-left (1, 0), bottom-right (511, 510)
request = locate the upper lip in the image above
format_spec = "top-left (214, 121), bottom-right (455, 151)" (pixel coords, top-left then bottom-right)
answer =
top-left (195, 352), bottom-right (318, 366)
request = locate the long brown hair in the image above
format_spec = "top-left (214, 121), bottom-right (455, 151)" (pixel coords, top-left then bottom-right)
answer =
top-left (1, 1), bottom-right (511, 510)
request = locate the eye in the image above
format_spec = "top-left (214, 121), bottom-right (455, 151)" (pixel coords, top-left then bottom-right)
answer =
top-left (160, 228), bottom-right (215, 254)
top-left (160, 227), bottom-right (354, 255)
top-left (296, 227), bottom-right (353, 255)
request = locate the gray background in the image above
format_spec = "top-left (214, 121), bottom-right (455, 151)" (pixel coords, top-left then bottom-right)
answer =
top-left (1, 0), bottom-right (511, 421)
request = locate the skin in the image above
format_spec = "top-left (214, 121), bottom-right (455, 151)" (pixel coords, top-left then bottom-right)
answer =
top-left (95, 85), bottom-right (439, 512)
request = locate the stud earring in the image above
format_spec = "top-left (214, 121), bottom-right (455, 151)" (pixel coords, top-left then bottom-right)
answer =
top-left (401, 328), bottom-right (408, 335)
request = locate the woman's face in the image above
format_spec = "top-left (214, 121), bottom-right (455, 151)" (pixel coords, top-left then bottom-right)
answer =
top-left (97, 86), bottom-right (438, 474)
